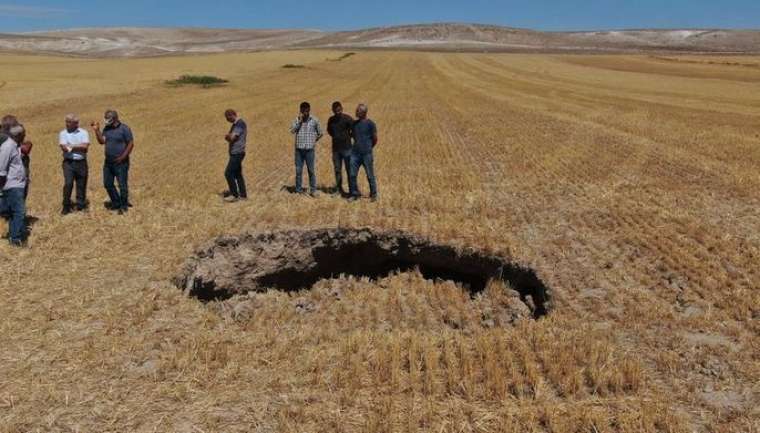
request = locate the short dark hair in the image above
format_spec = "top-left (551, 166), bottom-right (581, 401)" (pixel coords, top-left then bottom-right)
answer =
top-left (332, 101), bottom-right (342, 110)
top-left (225, 109), bottom-right (237, 117)
top-left (300, 102), bottom-right (311, 111)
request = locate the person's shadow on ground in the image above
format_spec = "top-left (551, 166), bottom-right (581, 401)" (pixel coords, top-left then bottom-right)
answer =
top-left (280, 185), bottom-right (350, 198)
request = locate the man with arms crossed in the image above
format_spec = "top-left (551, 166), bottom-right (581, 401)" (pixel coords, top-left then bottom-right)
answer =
top-left (290, 102), bottom-right (323, 197)
top-left (327, 101), bottom-right (353, 196)
top-left (91, 110), bottom-right (134, 215)
top-left (348, 103), bottom-right (379, 202)
top-left (60, 114), bottom-right (90, 214)
top-left (0, 125), bottom-right (28, 246)
top-left (223, 109), bottom-right (248, 202)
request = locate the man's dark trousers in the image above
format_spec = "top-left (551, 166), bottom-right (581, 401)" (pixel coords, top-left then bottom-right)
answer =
top-left (332, 149), bottom-right (351, 193)
top-left (63, 159), bottom-right (88, 210)
top-left (349, 151), bottom-right (377, 198)
top-left (225, 153), bottom-right (247, 198)
top-left (103, 159), bottom-right (129, 210)
top-left (294, 148), bottom-right (316, 193)
top-left (0, 187), bottom-right (26, 243)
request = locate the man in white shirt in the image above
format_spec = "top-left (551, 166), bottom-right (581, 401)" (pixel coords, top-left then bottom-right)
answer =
top-left (59, 114), bottom-right (89, 214)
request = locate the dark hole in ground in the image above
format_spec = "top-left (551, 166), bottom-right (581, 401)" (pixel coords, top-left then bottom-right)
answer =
top-left (174, 228), bottom-right (551, 318)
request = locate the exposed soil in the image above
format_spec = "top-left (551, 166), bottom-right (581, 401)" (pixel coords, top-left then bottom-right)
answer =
top-left (174, 228), bottom-right (551, 317)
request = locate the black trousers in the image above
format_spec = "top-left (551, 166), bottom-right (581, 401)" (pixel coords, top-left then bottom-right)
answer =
top-left (63, 159), bottom-right (88, 209)
top-left (225, 153), bottom-right (247, 198)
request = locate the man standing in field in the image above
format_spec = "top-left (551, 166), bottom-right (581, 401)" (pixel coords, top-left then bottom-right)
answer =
top-left (91, 110), bottom-right (134, 215)
top-left (327, 101), bottom-right (353, 196)
top-left (348, 103), bottom-right (378, 202)
top-left (59, 114), bottom-right (90, 214)
top-left (1, 115), bottom-right (33, 200)
top-left (223, 109), bottom-right (248, 202)
top-left (290, 102), bottom-right (323, 197)
top-left (0, 124), bottom-right (29, 246)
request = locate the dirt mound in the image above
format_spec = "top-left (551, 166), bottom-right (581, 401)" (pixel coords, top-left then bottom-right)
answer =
top-left (174, 228), bottom-right (550, 318)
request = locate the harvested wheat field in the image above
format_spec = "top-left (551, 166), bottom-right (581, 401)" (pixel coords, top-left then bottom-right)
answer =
top-left (0, 50), bottom-right (759, 433)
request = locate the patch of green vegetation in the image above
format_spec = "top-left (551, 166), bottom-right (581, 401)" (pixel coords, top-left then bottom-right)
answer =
top-left (282, 64), bottom-right (306, 69)
top-left (166, 75), bottom-right (229, 88)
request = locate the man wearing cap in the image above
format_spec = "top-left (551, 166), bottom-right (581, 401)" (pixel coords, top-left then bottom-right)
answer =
top-left (0, 124), bottom-right (29, 246)
top-left (92, 110), bottom-right (134, 214)
top-left (59, 114), bottom-right (90, 214)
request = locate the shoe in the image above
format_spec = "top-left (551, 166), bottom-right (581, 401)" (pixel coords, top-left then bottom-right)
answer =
top-left (117, 208), bottom-right (125, 215)
top-left (239, 196), bottom-right (249, 201)
top-left (9, 239), bottom-right (25, 248)
top-left (309, 191), bottom-right (318, 198)
top-left (370, 195), bottom-right (378, 203)
top-left (61, 207), bottom-right (72, 215)
top-left (224, 196), bottom-right (239, 203)
top-left (222, 190), bottom-right (232, 198)
top-left (347, 195), bottom-right (359, 202)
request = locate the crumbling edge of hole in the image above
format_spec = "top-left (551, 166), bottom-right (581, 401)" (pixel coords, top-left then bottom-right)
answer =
top-left (173, 227), bottom-right (553, 319)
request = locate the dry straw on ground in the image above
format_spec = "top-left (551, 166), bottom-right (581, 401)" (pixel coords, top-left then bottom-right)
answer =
top-left (0, 50), bottom-right (758, 432)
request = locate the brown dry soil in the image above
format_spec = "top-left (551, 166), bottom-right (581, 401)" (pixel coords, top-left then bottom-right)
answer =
top-left (0, 51), bottom-right (759, 432)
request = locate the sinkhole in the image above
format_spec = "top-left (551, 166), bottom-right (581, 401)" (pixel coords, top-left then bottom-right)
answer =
top-left (174, 228), bottom-right (551, 318)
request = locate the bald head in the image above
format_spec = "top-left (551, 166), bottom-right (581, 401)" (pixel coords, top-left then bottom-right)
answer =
top-left (356, 103), bottom-right (368, 119)
top-left (65, 113), bottom-right (80, 131)
top-left (8, 124), bottom-right (25, 142)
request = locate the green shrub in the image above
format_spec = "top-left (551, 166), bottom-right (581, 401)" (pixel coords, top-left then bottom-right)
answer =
top-left (166, 75), bottom-right (229, 88)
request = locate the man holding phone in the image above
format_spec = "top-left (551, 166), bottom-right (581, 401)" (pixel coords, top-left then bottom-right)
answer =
top-left (290, 101), bottom-right (323, 197)
top-left (91, 110), bottom-right (134, 215)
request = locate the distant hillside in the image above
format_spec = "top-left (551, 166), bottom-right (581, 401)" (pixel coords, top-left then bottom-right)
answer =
top-left (1, 24), bottom-right (758, 57)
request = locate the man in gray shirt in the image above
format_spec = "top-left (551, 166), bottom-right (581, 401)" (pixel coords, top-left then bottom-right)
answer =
top-left (0, 125), bottom-right (28, 246)
top-left (91, 110), bottom-right (134, 214)
top-left (223, 109), bottom-right (248, 202)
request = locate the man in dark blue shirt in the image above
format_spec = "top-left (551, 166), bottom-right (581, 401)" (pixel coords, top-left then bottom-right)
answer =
top-left (348, 103), bottom-right (378, 202)
top-left (92, 110), bottom-right (134, 214)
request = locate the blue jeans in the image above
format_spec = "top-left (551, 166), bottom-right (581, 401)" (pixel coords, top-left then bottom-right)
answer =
top-left (0, 187), bottom-right (26, 243)
top-left (103, 159), bottom-right (129, 210)
top-left (294, 148), bottom-right (316, 193)
top-left (225, 153), bottom-right (247, 198)
top-left (332, 149), bottom-right (351, 192)
top-left (349, 151), bottom-right (377, 198)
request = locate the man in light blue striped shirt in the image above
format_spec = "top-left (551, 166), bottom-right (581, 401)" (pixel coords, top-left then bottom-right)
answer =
top-left (290, 101), bottom-right (323, 196)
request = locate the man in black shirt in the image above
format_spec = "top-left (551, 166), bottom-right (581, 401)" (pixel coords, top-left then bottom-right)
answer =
top-left (326, 101), bottom-right (353, 196)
